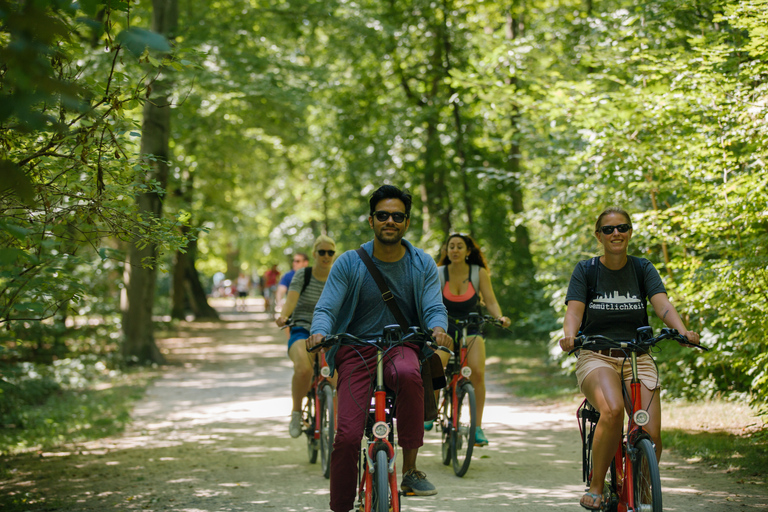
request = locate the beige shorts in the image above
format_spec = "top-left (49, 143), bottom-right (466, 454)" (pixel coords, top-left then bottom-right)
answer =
top-left (575, 350), bottom-right (660, 392)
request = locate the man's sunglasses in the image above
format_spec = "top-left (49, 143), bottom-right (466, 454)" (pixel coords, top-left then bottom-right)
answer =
top-left (372, 211), bottom-right (408, 223)
top-left (599, 224), bottom-right (632, 235)
top-left (317, 250), bottom-right (335, 257)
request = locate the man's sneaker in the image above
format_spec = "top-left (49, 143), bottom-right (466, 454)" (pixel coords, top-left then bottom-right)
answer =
top-left (289, 411), bottom-right (302, 438)
top-left (474, 426), bottom-right (489, 447)
top-left (400, 469), bottom-right (437, 496)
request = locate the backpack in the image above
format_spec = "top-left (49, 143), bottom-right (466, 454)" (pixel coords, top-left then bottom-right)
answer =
top-left (438, 264), bottom-right (480, 297)
top-left (298, 266), bottom-right (312, 296)
top-left (287, 267), bottom-right (312, 323)
top-left (580, 256), bottom-right (648, 334)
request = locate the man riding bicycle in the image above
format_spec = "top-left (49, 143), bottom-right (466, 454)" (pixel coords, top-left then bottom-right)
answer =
top-left (307, 185), bottom-right (452, 512)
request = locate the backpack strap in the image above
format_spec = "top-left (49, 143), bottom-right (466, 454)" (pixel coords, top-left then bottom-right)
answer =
top-left (629, 256), bottom-right (649, 326)
top-left (469, 264), bottom-right (480, 295)
top-left (438, 265), bottom-right (448, 292)
top-left (438, 264), bottom-right (480, 295)
top-left (300, 267), bottom-right (313, 296)
top-left (579, 257), bottom-right (600, 334)
top-left (355, 248), bottom-right (409, 331)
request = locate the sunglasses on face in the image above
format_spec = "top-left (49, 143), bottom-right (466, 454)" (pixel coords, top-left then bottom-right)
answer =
top-left (317, 250), bottom-right (335, 257)
top-left (599, 224), bottom-right (632, 235)
top-left (372, 211), bottom-right (408, 223)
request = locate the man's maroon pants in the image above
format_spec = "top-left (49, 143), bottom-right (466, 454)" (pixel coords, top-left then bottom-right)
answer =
top-left (329, 345), bottom-right (424, 512)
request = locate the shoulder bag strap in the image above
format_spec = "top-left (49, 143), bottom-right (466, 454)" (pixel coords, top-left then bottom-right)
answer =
top-left (355, 247), bottom-right (409, 331)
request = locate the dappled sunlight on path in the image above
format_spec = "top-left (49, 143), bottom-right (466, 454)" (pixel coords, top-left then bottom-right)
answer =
top-left (1, 299), bottom-right (766, 511)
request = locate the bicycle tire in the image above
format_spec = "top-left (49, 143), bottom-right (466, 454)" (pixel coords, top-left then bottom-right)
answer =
top-left (319, 384), bottom-right (334, 479)
top-left (440, 387), bottom-right (452, 466)
top-left (633, 438), bottom-right (662, 512)
top-left (451, 382), bottom-right (476, 477)
top-left (374, 449), bottom-right (390, 512)
top-left (304, 394), bottom-right (318, 464)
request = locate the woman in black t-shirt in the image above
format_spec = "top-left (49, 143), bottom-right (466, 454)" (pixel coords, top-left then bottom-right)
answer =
top-left (558, 207), bottom-right (700, 511)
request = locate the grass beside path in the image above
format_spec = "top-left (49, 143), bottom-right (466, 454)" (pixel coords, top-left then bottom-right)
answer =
top-left (485, 336), bottom-right (768, 483)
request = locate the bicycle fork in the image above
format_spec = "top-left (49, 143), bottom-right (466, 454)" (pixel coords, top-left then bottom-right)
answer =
top-left (614, 351), bottom-right (651, 512)
top-left (361, 348), bottom-right (398, 511)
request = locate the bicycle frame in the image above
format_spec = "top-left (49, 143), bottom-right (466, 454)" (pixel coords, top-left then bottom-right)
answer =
top-left (312, 352), bottom-right (332, 443)
top-left (575, 328), bottom-right (707, 512)
top-left (447, 319), bottom-right (473, 429)
top-left (612, 349), bottom-right (651, 512)
top-left (359, 341), bottom-right (399, 512)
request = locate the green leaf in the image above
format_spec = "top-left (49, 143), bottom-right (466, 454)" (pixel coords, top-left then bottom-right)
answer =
top-left (116, 28), bottom-right (171, 57)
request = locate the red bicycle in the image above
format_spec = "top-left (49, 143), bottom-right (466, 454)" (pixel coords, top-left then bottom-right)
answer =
top-left (311, 325), bottom-right (441, 512)
top-left (303, 349), bottom-right (335, 478)
top-left (438, 312), bottom-right (502, 477)
top-left (573, 327), bottom-right (707, 512)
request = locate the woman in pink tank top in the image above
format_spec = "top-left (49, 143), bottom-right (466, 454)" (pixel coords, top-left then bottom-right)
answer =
top-left (432, 233), bottom-right (511, 447)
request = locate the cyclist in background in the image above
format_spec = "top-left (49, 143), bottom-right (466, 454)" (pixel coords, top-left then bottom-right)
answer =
top-left (430, 233), bottom-right (510, 447)
top-left (276, 252), bottom-right (310, 315)
top-left (307, 185), bottom-right (451, 512)
top-left (276, 236), bottom-right (336, 439)
top-left (558, 206), bottom-right (700, 511)
top-left (262, 264), bottom-right (281, 313)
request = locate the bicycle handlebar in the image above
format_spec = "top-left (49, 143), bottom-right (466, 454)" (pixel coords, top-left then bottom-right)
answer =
top-left (448, 312), bottom-right (505, 328)
top-left (308, 325), bottom-right (442, 353)
top-left (572, 327), bottom-right (708, 355)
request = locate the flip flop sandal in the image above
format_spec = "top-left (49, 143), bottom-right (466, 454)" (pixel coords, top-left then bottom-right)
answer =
top-left (580, 491), bottom-right (603, 510)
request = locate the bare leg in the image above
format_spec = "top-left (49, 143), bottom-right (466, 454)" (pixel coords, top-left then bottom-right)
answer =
top-left (466, 335), bottom-right (487, 427)
top-left (402, 448), bottom-right (418, 474)
top-left (287, 339), bottom-right (314, 412)
top-left (581, 367), bottom-right (625, 497)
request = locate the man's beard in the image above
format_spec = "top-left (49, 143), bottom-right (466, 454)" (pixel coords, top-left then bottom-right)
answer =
top-left (375, 229), bottom-right (403, 245)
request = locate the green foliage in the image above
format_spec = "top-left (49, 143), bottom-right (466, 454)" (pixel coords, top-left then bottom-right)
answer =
top-left (1, 0), bottom-right (192, 334)
top-left (0, 356), bottom-right (149, 455)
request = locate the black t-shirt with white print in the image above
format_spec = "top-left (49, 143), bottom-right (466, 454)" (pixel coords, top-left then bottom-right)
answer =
top-left (565, 257), bottom-right (666, 341)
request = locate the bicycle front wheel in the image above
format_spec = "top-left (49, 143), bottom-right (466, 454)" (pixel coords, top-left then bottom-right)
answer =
top-left (319, 383), bottom-right (335, 479)
top-left (633, 438), bottom-right (662, 512)
top-left (374, 449), bottom-right (391, 512)
top-left (440, 387), bottom-right (452, 466)
top-left (304, 394), bottom-right (318, 464)
top-left (451, 382), bottom-right (476, 477)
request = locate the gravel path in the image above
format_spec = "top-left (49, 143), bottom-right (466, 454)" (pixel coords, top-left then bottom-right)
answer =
top-left (2, 301), bottom-right (766, 511)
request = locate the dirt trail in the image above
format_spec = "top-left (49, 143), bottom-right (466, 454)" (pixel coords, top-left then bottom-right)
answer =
top-left (2, 301), bottom-right (766, 511)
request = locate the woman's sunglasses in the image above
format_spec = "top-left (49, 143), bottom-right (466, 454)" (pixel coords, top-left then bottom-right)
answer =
top-left (372, 211), bottom-right (408, 223)
top-left (317, 250), bottom-right (335, 257)
top-left (599, 224), bottom-right (632, 235)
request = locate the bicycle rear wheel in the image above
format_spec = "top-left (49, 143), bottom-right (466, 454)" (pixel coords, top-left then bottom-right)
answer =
top-left (374, 449), bottom-right (390, 512)
top-left (319, 383), bottom-right (334, 479)
top-left (633, 438), bottom-right (662, 512)
top-left (304, 394), bottom-right (318, 464)
top-left (451, 382), bottom-right (476, 477)
top-left (440, 387), bottom-right (452, 466)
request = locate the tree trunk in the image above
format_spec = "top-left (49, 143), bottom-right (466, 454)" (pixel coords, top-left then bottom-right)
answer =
top-left (172, 225), bottom-right (219, 320)
top-left (505, 6), bottom-right (535, 271)
top-left (121, 0), bottom-right (178, 364)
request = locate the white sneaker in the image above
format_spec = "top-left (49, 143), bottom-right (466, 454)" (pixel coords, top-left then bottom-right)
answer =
top-left (289, 411), bottom-right (302, 438)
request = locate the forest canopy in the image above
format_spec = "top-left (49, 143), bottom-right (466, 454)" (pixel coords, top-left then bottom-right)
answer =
top-left (1, 0), bottom-right (767, 420)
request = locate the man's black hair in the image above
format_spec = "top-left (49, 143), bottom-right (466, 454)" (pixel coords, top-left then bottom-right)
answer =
top-left (369, 185), bottom-right (412, 217)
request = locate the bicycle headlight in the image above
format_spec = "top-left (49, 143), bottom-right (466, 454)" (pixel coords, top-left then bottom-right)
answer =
top-left (373, 421), bottom-right (390, 439)
top-left (461, 366), bottom-right (472, 378)
top-left (633, 409), bottom-right (650, 426)
top-left (320, 366), bottom-right (331, 378)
